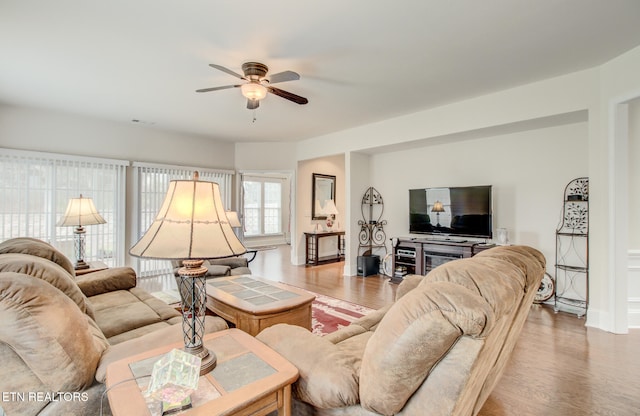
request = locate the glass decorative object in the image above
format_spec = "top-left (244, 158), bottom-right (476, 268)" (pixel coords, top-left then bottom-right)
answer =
top-left (146, 348), bottom-right (201, 405)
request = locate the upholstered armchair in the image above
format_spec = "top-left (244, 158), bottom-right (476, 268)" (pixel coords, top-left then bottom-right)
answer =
top-left (257, 246), bottom-right (545, 416)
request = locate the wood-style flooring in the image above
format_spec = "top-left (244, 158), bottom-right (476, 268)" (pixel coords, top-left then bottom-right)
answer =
top-left (139, 244), bottom-right (640, 416)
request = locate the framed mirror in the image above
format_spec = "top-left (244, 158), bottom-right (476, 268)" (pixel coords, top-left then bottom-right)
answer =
top-left (312, 173), bottom-right (336, 220)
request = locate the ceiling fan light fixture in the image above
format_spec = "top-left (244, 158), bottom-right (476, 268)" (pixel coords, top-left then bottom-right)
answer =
top-left (241, 83), bottom-right (267, 100)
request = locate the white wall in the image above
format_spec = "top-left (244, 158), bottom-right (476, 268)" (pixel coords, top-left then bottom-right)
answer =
top-left (234, 142), bottom-right (297, 171)
top-left (0, 104), bottom-right (235, 168)
top-left (628, 100), bottom-right (640, 250)
top-left (345, 152), bottom-right (372, 276)
top-left (370, 121), bottom-right (588, 274)
top-left (628, 99), bottom-right (640, 327)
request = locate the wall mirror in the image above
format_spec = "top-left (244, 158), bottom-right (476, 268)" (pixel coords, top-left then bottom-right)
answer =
top-left (312, 173), bottom-right (336, 220)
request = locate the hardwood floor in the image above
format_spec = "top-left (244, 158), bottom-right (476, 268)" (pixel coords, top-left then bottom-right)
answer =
top-left (140, 245), bottom-right (640, 416)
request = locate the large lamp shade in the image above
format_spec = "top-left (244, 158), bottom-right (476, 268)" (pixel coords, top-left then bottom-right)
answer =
top-left (130, 177), bottom-right (246, 259)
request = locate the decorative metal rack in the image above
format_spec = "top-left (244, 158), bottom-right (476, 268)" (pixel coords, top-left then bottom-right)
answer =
top-left (357, 187), bottom-right (387, 256)
top-left (554, 177), bottom-right (589, 318)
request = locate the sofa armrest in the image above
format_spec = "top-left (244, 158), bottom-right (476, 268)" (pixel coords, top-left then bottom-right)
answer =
top-left (257, 324), bottom-right (359, 409)
top-left (395, 274), bottom-right (425, 300)
top-left (76, 267), bottom-right (136, 297)
top-left (208, 257), bottom-right (249, 268)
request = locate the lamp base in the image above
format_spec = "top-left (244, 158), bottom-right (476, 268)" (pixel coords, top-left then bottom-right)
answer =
top-left (186, 344), bottom-right (217, 376)
top-left (179, 259), bottom-right (217, 375)
top-left (74, 260), bottom-right (90, 270)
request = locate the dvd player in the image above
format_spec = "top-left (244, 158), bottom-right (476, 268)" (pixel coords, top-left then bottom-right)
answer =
top-left (397, 249), bottom-right (416, 258)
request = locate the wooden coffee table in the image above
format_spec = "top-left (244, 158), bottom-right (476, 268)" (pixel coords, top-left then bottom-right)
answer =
top-left (206, 275), bottom-right (315, 336)
top-left (106, 328), bottom-right (298, 416)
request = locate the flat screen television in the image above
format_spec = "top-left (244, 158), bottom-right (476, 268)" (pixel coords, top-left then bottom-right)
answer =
top-left (409, 185), bottom-right (492, 239)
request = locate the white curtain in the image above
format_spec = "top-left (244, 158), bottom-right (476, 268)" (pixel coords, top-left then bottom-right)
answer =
top-left (0, 148), bottom-right (127, 266)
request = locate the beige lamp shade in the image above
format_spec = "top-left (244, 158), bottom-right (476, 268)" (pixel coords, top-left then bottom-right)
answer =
top-left (130, 176), bottom-right (246, 260)
top-left (431, 201), bottom-right (445, 213)
top-left (57, 195), bottom-right (106, 227)
top-left (225, 211), bottom-right (242, 228)
top-left (322, 200), bottom-right (339, 216)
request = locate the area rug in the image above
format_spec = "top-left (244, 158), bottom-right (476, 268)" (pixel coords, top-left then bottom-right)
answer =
top-left (309, 292), bottom-right (375, 336)
top-left (150, 287), bottom-right (375, 336)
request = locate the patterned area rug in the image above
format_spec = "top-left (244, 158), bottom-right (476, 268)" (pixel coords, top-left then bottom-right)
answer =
top-left (151, 287), bottom-right (375, 336)
top-left (310, 292), bottom-right (375, 336)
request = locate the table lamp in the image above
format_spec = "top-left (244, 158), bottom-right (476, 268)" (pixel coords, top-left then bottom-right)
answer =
top-left (57, 194), bottom-right (106, 270)
top-left (431, 200), bottom-right (445, 227)
top-left (321, 200), bottom-right (339, 229)
top-left (130, 172), bottom-right (246, 375)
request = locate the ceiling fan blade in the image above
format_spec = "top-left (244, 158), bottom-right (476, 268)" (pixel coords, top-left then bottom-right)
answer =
top-left (195, 85), bottom-right (240, 93)
top-left (268, 70), bottom-right (300, 84)
top-left (247, 99), bottom-right (260, 110)
top-left (209, 64), bottom-right (245, 80)
top-left (267, 86), bottom-right (308, 105)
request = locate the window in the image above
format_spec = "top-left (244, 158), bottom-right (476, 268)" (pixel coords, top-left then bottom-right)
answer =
top-left (243, 176), bottom-right (283, 236)
top-left (132, 162), bottom-right (234, 277)
top-left (0, 148), bottom-right (127, 266)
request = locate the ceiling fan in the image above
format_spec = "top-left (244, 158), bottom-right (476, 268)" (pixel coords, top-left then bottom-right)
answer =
top-left (196, 62), bottom-right (308, 109)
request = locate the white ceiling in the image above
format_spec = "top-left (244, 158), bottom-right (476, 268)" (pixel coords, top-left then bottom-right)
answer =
top-left (1, 1), bottom-right (640, 143)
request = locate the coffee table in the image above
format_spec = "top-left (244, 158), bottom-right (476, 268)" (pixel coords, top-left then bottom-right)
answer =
top-left (206, 275), bottom-right (315, 336)
top-left (106, 328), bottom-right (298, 416)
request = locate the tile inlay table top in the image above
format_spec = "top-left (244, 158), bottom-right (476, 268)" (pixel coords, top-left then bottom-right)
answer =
top-left (206, 275), bottom-right (315, 336)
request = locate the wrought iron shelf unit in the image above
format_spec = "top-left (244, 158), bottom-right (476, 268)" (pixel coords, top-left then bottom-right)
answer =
top-left (554, 177), bottom-right (589, 318)
top-left (358, 187), bottom-right (387, 257)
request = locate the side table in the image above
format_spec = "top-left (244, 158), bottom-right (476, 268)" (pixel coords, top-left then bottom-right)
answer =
top-left (74, 260), bottom-right (108, 276)
top-left (106, 328), bottom-right (298, 416)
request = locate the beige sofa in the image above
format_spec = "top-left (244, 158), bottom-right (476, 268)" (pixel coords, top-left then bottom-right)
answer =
top-left (257, 245), bottom-right (545, 416)
top-left (0, 238), bottom-right (228, 416)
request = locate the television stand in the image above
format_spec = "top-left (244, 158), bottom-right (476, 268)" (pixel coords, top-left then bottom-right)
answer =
top-left (391, 237), bottom-right (494, 280)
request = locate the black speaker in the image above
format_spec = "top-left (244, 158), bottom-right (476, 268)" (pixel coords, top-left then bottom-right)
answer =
top-left (357, 255), bottom-right (380, 277)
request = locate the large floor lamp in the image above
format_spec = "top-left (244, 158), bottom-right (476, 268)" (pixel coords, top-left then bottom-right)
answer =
top-left (130, 172), bottom-right (246, 375)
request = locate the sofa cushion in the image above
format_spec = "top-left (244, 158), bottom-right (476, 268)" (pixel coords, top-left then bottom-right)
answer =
top-left (359, 281), bottom-right (494, 416)
top-left (89, 287), bottom-right (181, 342)
top-left (209, 257), bottom-right (248, 268)
top-left (0, 237), bottom-right (76, 276)
top-left (76, 267), bottom-right (136, 297)
top-left (0, 272), bottom-right (108, 415)
top-left (0, 253), bottom-right (95, 319)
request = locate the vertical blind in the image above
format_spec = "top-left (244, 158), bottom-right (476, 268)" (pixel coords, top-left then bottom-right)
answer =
top-left (132, 162), bottom-right (234, 277)
top-left (0, 148), bottom-right (128, 266)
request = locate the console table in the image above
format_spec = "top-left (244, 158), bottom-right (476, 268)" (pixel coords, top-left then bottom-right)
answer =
top-left (304, 231), bottom-right (345, 266)
top-left (392, 237), bottom-right (494, 281)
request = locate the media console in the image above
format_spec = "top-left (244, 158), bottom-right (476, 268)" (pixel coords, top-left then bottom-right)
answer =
top-left (391, 237), bottom-right (494, 281)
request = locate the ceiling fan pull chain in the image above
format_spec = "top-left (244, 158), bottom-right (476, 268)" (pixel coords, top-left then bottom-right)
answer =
top-left (252, 109), bottom-right (257, 123)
